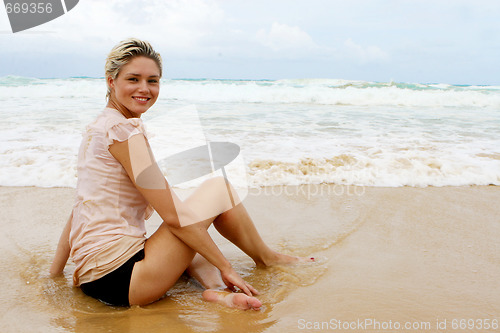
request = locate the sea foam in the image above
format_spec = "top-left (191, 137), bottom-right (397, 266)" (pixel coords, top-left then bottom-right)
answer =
top-left (1, 76), bottom-right (499, 188)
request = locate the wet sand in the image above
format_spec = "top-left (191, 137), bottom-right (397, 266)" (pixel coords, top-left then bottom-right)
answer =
top-left (0, 185), bottom-right (499, 332)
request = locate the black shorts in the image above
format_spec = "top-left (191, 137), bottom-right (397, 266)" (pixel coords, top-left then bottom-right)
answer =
top-left (80, 249), bottom-right (145, 307)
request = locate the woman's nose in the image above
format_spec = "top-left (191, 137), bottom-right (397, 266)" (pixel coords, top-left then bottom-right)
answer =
top-left (138, 80), bottom-right (149, 92)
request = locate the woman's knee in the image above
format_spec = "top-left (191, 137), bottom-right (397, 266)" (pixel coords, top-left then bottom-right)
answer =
top-left (201, 176), bottom-right (231, 192)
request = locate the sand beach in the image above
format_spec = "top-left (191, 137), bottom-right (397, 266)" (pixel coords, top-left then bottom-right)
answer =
top-left (1, 184), bottom-right (498, 332)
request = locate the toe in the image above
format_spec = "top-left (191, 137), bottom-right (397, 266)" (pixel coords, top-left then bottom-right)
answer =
top-left (247, 297), bottom-right (262, 310)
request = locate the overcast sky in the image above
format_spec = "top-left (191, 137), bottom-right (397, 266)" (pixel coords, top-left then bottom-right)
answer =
top-left (1, 0), bottom-right (499, 84)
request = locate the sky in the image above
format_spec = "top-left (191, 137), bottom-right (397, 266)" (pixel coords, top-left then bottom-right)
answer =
top-left (1, 0), bottom-right (500, 85)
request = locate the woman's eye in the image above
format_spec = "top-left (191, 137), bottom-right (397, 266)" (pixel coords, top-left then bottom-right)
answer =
top-left (149, 79), bottom-right (158, 83)
top-left (128, 78), bottom-right (138, 81)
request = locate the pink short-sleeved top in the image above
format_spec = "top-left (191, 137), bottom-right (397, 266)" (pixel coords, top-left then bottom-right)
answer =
top-left (69, 107), bottom-right (153, 286)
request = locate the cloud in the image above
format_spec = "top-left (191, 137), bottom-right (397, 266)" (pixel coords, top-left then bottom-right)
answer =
top-left (343, 38), bottom-right (389, 64)
top-left (32, 0), bottom-right (226, 56)
top-left (256, 22), bottom-right (318, 52)
top-left (1, 0), bottom-right (498, 83)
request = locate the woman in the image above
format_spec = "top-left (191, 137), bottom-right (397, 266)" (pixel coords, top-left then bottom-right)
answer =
top-left (49, 38), bottom-right (312, 310)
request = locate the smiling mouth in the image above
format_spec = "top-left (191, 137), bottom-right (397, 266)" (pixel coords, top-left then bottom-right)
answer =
top-left (133, 96), bottom-right (150, 102)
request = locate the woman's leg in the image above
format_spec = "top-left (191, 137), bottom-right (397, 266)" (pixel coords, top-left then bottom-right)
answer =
top-left (129, 177), bottom-right (311, 306)
top-left (187, 254), bottom-right (262, 310)
top-left (128, 223), bottom-right (195, 305)
top-left (183, 177), bottom-right (312, 266)
top-left (211, 202), bottom-right (309, 266)
top-left (128, 178), bottom-right (231, 306)
top-left (129, 227), bottom-right (261, 309)
top-left (186, 253), bottom-right (225, 290)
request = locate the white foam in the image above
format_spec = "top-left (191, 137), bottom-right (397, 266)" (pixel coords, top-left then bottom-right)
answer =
top-left (247, 151), bottom-right (500, 188)
top-left (161, 79), bottom-right (500, 108)
top-left (1, 77), bottom-right (499, 188)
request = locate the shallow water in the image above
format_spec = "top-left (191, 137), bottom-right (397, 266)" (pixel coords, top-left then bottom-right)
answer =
top-left (0, 186), bottom-right (348, 333)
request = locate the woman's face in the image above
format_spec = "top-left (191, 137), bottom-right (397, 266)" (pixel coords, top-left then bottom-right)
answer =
top-left (108, 56), bottom-right (160, 117)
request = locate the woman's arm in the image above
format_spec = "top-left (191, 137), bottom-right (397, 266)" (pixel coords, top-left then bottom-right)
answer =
top-left (109, 134), bottom-right (256, 295)
top-left (49, 213), bottom-right (72, 277)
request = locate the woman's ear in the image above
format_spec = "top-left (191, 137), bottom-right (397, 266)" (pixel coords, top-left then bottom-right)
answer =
top-left (107, 76), bottom-right (115, 90)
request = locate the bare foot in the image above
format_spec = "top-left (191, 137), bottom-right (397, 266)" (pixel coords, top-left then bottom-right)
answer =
top-left (258, 251), bottom-right (315, 267)
top-left (202, 290), bottom-right (262, 310)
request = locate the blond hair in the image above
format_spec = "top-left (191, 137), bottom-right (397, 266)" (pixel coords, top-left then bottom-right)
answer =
top-left (104, 38), bottom-right (162, 99)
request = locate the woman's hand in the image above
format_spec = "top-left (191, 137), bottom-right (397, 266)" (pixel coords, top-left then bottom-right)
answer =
top-left (221, 267), bottom-right (259, 296)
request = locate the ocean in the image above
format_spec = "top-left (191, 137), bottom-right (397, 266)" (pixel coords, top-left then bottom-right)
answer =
top-left (1, 76), bottom-right (499, 188)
